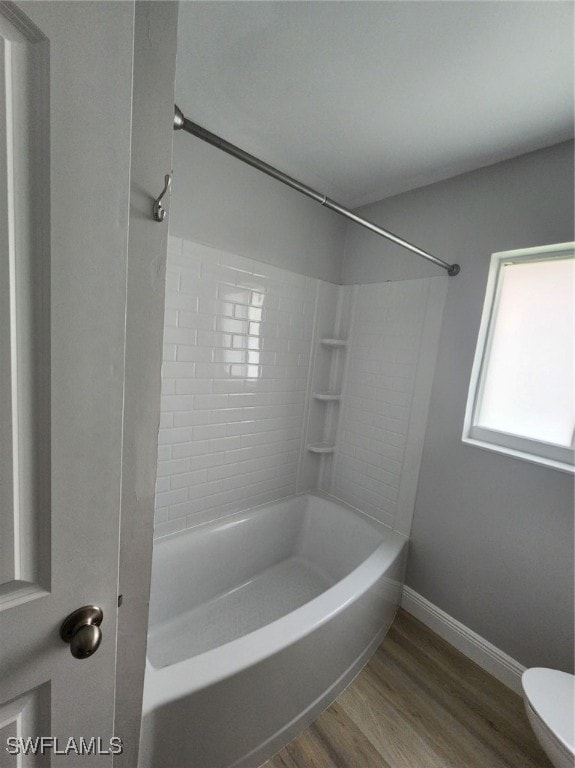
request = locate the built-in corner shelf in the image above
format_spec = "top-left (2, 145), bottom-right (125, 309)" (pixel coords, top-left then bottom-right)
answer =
top-left (320, 338), bottom-right (347, 348)
top-left (307, 336), bottom-right (347, 462)
top-left (307, 442), bottom-right (336, 455)
top-left (313, 392), bottom-right (341, 402)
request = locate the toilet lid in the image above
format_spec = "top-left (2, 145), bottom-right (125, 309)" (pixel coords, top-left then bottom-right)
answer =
top-left (522, 668), bottom-right (575, 754)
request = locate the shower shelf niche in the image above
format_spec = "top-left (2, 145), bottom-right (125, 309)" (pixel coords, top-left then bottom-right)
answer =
top-left (313, 392), bottom-right (341, 402)
top-left (307, 442), bottom-right (336, 455)
top-left (306, 336), bottom-right (347, 459)
top-left (299, 300), bottom-right (350, 494)
top-left (320, 338), bottom-right (347, 348)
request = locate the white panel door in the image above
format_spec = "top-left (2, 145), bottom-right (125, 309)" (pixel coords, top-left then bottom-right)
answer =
top-left (0, 2), bottom-right (171, 763)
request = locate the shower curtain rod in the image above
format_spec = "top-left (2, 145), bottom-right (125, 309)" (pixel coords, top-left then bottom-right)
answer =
top-left (173, 105), bottom-right (460, 276)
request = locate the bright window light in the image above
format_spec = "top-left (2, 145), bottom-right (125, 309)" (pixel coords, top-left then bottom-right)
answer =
top-left (463, 242), bottom-right (575, 472)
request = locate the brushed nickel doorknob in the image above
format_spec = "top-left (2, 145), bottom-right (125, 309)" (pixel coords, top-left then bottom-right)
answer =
top-left (60, 606), bottom-right (103, 659)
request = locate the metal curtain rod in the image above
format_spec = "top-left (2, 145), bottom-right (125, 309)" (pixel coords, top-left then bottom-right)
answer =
top-left (173, 105), bottom-right (460, 276)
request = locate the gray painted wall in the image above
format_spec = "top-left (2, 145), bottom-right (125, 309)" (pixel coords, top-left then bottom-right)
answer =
top-left (170, 134), bottom-right (346, 283)
top-left (342, 141), bottom-right (574, 671)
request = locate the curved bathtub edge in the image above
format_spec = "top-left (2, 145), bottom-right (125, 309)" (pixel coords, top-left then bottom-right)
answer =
top-left (139, 540), bottom-right (408, 768)
top-left (142, 533), bottom-right (406, 714)
top-left (231, 608), bottom-right (398, 768)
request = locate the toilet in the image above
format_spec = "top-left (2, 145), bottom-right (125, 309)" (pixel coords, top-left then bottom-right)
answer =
top-left (521, 668), bottom-right (575, 768)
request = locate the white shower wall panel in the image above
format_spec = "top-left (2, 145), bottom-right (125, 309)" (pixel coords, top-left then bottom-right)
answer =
top-left (331, 278), bottom-right (447, 534)
top-left (154, 237), bottom-right (319, 538)
top-left (154, 236), bottom-right (447, 540)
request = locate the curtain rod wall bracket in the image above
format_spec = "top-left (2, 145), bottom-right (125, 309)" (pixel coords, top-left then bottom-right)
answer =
top-left (174, 105), bottom-right (185, 131)
top-left (173, 104), bottom-right (460, 277)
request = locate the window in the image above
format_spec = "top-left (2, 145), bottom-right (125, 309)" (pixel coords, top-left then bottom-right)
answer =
top-left (463, 242), bottom-right (575, 473)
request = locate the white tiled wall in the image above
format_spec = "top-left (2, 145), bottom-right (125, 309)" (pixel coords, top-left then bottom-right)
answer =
top-left (154, 238), bottom-right (318, 538)
top-left (329, 278), bottom-right (447, 534)
top-left (154, 237), bottom-right (447, 539)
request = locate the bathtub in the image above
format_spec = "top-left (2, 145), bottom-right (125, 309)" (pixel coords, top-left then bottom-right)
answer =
top-left (139, 492), bottom-right (407, 768)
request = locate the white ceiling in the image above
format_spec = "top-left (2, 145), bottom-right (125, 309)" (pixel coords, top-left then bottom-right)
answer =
top-left (176, 1), bottom-right (574, 208)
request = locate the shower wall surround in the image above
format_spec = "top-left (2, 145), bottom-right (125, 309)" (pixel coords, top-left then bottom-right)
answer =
top-left (155, 238), bottom-right (317, 537)
top-left (330, 280), bottom-right (447, 536)
top-left (154, 236), bottom-right (447, 539)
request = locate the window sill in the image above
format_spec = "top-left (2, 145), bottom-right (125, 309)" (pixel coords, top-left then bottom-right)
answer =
top-left (462, 435), bottom-right (575, 475)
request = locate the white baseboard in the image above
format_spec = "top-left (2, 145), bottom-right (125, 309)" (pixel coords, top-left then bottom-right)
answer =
top-left (401, 586), bottom-right (525, 695)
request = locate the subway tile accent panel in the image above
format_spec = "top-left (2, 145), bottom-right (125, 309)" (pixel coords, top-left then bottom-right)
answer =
top-left (154, 238), bottom-right (318, 537)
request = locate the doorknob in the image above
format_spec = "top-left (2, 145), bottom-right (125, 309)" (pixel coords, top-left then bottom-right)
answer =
top-left (60, 606), bottom-right (103, 659)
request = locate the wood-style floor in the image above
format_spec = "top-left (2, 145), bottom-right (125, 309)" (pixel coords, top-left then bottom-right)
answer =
top-left (265, 610), bottom-right (552, 768)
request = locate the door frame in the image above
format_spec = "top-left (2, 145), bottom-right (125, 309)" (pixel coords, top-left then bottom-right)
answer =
top-left (114, 3), bottom-right (178, 765)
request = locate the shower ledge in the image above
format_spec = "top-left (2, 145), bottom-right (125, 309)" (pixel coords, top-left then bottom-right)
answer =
top-left (313, 392), bottom-right (341, 402)
top-left (320, 338), bottom-right (347, 348)
top-left (307, 443), bottom-right (336, 454)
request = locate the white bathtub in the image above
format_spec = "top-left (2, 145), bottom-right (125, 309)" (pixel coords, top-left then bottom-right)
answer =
top-left (139, 492), bottom-right (407, 768)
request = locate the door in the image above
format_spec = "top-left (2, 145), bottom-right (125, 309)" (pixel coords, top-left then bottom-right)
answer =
top-left (0, 2), bottom-right (176, 764)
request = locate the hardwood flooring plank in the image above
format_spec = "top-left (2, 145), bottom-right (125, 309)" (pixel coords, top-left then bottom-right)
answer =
top-left (265, 609), bottom-right (553, 768)
top-left (385, 612), bottom-right (549, 767)
top-left (337, 671), bottom-right (449, 768)
top-left (310, 702), bottom-right (391, 767)
top-left (346, 641), bottom-right (507, 767)
top-left (268, 703), bottom-right (390, 768)
top-left (265, 751), bottom-right (302, 768)
top-left (392, 611), bottom-right (528, 726)
top-left (266, 727), bottom-right (336, 768)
